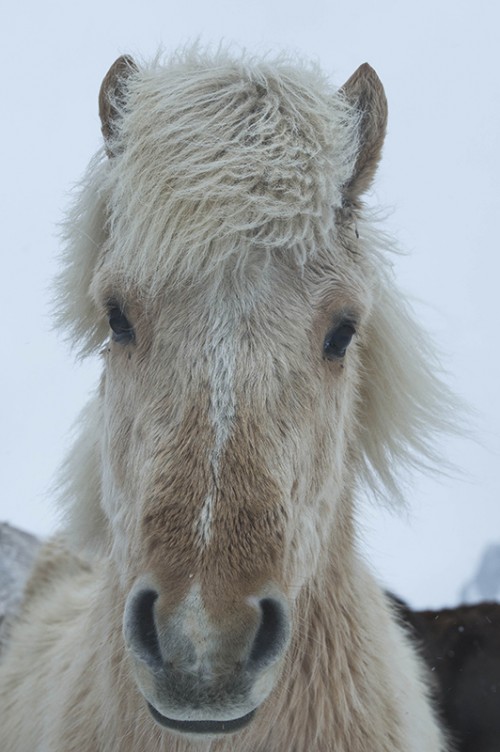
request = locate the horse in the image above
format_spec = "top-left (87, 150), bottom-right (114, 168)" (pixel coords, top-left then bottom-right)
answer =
top-left (0, 48), bottom-right (457, 751)
top-left (391, 595), bottom-right (500, 752)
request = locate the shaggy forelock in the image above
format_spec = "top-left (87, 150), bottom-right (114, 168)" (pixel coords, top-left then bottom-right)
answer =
top-left (54, 48), bottom-right (361, 353)
top-left (102, 49), bottom-right (359, 287)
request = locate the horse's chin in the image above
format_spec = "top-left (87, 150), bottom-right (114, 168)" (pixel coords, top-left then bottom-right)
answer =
top-left (147, 702), bottom-right (256, 736)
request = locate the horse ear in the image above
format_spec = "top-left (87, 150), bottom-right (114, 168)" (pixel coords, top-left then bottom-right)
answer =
top-left (98, 55), bottom-right (138, 157)
top-left (340, 63), bottom-right (388, 203)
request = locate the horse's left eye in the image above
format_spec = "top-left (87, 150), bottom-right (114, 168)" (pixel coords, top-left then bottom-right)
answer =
top-left (108, 306), bottom-right (135, 344)
top-left (323, 322), bottom-right (356, 360)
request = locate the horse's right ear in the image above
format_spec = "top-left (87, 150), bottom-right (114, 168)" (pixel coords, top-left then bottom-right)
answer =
top-left (99, 55), bottom-right (138, 157)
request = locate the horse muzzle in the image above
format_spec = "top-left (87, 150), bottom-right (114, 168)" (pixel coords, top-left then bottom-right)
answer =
top-left (123, 579), bottom-right (291, 736)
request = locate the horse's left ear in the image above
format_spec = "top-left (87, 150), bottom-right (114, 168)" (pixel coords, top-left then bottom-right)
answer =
top-left (99, 55), bottom-right (138, 157)
top-left (340, 63), bottom-right (388, 203)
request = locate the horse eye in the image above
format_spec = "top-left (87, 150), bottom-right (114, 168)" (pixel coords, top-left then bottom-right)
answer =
top-left (108, 306), bottom-right (135, 344)
top-left (323, 322), bottom-right (356, 360)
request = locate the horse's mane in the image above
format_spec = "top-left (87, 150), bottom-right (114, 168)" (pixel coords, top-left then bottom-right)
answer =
top-left (52, 48), bottom-right (460, 550)
top-left (354, 216), bottom-right (460, 501)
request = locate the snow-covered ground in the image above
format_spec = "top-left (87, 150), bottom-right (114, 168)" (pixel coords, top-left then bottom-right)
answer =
top-left (1, 1), bottom-right (499, 609)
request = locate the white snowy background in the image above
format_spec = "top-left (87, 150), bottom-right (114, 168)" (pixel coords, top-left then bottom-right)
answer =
top-left (1, 0), bottom-right (499, 609)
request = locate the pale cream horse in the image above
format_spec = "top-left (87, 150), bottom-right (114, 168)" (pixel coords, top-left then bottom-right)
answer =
top-left (0, 50), bottom-right (454, 751)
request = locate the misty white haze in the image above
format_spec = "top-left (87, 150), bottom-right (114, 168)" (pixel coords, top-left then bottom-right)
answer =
top-left (1, 0), bottom-right (499, 609)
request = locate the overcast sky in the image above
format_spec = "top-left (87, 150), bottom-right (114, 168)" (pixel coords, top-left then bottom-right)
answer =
top-left (1, 0), bottom-right (499, 608)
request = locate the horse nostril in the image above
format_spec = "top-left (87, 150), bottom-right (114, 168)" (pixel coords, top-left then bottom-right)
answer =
top-left (249, 597), bottom-right (290, 670)
top-left (124, 588), bottom-right (163, 668)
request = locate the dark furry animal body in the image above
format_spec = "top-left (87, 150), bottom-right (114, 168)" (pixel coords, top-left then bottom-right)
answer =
top-left (392, 596), bottom-right (500, 752)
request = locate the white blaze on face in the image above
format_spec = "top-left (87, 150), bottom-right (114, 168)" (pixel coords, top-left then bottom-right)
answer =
top-left (197, 493), bottom-right (215, 548)
top-left (177, 583), bottom-right (218, 673)
top-left (196, 309), bottom-right (239, 547)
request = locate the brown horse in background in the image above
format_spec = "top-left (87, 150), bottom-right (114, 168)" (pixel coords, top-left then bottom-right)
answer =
top-left (392, 596), bottom-right (500, 752)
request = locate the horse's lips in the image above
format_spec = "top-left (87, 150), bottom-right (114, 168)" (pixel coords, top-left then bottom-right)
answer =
top-left (147, 702), bottom-right (256, 735)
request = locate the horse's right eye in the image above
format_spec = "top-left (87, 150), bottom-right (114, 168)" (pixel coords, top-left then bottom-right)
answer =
top-left (108, 306), bottom-right (135, 344)
top-left (323, 322), bottom-right (356, 360)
